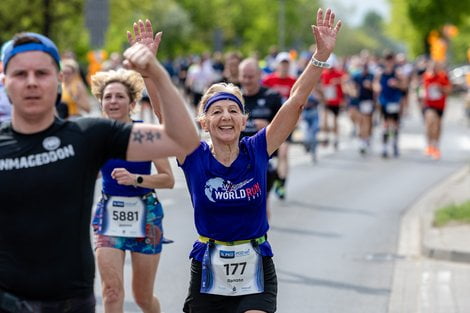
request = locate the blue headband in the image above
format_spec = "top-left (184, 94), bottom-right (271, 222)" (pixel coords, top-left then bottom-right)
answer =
top-left (2, 33), bottom-right (61, 72)
top-left (203, 92), bottom-right (244, 113)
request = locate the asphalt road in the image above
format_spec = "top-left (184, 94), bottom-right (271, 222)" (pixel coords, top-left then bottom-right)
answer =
top-left (93, 95), bottom-right (469, 313)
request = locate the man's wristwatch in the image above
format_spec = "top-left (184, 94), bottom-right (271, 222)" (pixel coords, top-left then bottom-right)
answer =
top-left (136, 175), bottom-right (144, 185)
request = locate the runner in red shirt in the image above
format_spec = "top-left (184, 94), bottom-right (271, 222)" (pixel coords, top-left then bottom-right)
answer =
top-left (422, 61), bottom-right (451, 160)
top-left (320, 58), bottom-right (345, 149)
top-left (262, 52), bottom-right (297, 101)
top-left (261, 52), bottom-right (297, 199)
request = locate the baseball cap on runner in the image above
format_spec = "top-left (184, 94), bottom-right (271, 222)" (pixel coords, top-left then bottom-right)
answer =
top-left (1, 32), bottom-right (61, 72)
top-left (0, 40), bottom-right (13, 62)
top-left (275, 52), bottom-right (291, 64)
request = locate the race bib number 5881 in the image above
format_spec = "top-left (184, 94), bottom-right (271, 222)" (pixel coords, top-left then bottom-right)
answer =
top-left (99, 196), bottom-right (146, 238)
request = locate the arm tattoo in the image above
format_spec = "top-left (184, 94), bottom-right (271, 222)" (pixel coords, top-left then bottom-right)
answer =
top-left (131, 130), bottom-right (161, 143)
top-left (131, 130), bottom-right (144, 143)
top-left (145, 131), bottom-right (154, 142)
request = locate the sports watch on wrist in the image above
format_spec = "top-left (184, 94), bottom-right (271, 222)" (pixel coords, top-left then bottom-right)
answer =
top-left (136, 175), bottom-right (144, 185)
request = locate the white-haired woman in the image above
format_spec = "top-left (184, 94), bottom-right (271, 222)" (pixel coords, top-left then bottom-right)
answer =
top-left (177, 8), bottom-right (341, 313)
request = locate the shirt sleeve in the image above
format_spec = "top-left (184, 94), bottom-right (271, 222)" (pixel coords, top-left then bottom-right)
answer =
top-left (76, 117), bottom-right (132, 163)
top-left (178, 141), bottom-right (204, 169)
top-left (243, 128), bottom-right (269, 162)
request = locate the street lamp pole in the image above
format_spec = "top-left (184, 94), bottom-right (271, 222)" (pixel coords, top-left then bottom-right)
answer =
top-left (279, 0), bottom-right (286, 51)
top-left (85, 0), bottom-right (108, 49)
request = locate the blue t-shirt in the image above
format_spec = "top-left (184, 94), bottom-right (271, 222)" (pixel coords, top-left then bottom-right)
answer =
top-left (379, 70), bottom-right (402, 105)
top-left (101, 120), bottom-right (152, 197)
top-left (353, 72), bottom-right (374, 101)
top-left (179, 128), bottom-right (273, 261)
top-left (101, 158), bottom-right (152, 197)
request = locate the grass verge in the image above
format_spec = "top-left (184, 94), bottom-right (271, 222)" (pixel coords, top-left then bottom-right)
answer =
top-left (434, 200), bottom-right (470, 227)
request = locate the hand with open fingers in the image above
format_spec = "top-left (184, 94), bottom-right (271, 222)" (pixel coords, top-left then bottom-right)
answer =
top-left (311, 8), bottom-right (342, 61)
top-left (127, 19), bottom-right (162, 57)
top-left (122, 43), bottom-right (155, 76)
top-left (111, 168), bottom-right (135, 186)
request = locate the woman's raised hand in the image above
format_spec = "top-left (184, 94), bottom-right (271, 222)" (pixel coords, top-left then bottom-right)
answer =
top-left (311, 8), bottom-right (342, 60)
top-left (127, 19), bottom-right (162, 57)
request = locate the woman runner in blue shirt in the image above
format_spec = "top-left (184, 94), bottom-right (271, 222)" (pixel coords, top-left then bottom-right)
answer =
top-left (91, 67), bottom-right (174, 313)
top-left (177, 8), bottom-right (341, 313)
top-left (91, 20), bottom-right (175, 313)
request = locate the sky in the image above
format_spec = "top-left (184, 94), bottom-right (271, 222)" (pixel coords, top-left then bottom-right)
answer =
top-left (322, 0), bottom-right (391, 26)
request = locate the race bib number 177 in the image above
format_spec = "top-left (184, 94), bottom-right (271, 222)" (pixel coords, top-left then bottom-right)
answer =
top-left (201, 242), bottom-right (264, 296)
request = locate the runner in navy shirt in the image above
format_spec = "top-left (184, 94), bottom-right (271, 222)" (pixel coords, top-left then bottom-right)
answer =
top-left (374, 52), bottom-right (406, 158)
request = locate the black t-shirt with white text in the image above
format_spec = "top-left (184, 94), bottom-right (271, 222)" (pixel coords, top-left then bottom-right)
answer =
top-left (241, 86), bottom-right (282, 138)
top-left (0, 117), bottom-right (132, 300)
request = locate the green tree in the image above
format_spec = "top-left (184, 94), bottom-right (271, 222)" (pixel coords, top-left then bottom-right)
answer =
top-left (106, 0), bottom-right (193, 58)
top-left (389, 0), bottom-right (470, 60)
top-left (407, 0), bottom-right (470, 36)
top-left (175, 0), bottom-right (322, 55)
top-left (451, 17), bottom-right (470, 64)
top-left (359, 11), bottom-right (401, 54)
top-left (105, 0), bottom-right (323, 58)
top-left (0, 0), bottom-right (88, 58)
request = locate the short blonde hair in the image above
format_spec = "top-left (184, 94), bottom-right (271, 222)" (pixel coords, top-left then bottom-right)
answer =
top-left (61, 58), bottom-right (79, 73)
top-left (91, 69), bottom-right (144, 103)
top-left (197, 83), bottom-right (245, 121)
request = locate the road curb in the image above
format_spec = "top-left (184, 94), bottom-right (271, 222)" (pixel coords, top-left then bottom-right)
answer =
top-left (420, 164), bottom-right (470, 263)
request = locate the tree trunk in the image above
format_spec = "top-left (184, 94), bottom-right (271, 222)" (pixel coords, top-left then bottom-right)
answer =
top-left (43, 0), bottom-right (51, 36)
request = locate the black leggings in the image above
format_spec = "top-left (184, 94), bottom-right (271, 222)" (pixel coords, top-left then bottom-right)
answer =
top-left (0, 292), bottom-right (95, 313)
top-left (183, 257), bottom-right (277, 313)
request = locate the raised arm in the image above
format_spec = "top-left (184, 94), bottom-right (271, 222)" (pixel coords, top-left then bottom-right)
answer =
top-left (127, 19), bottom-right (164, 121)
top-left (123, 25), bottom-right (199, 161)
top-left (266, 8), bottom-right (341, 155)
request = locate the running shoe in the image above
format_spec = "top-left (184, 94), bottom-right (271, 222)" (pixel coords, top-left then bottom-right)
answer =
top-left (274, 180), bottom-right (286, 200)
top-left (424, 145), bottom-right (433, 156)
top-left (430, 147), bottom-right (441, 160)
top-left (162, 237), bottom-right (174, 244)
top-left (393, 143), bottom-right (400, 157)
top-left (312, 151), bottom-right (318, 163)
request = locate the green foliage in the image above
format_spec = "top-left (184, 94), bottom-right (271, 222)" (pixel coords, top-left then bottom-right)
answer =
top-left (0, 0), bottom-right (426, 64)
top-left (175, 0), bottom-right (322, 56)
top-left (0, 0), bottom-right (88, 59)
top-left (327, 10), bottom-right (402, 57)
top-left (389, 0), bottom-right (470, 60)
top-left (407, 0), bottom-right (470, 35)
top-left (358, 11), bottom-right (402, 54)
top-left (434, 200), bottom-right (470, 227)
top-left (450, 16), bottom-right (470, 64)
top-left (388, 0), bottom-right (420, 57)
top-left (334, 26), bottom-right (376, 56)
top-left (0, 0), bottom-right (88, 64)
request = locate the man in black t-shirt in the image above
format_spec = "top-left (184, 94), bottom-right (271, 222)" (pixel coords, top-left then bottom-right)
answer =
top-left (0, 31), bottom-right (198, 312)
top-left (239, 58), bottom-right (282, 218)
top-left (239, 58), bottom-right (283, 138)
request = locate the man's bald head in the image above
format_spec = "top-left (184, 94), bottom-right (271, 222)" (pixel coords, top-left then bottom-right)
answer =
top-left (239, 58), bottom-right (261, 96)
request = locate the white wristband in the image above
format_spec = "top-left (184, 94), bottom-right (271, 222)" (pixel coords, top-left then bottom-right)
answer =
top-left (310, 57), bottom-right (331, 69)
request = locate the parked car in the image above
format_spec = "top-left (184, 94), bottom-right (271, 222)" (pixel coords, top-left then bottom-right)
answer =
top-left (449, 64), bottom-right (470, 92)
